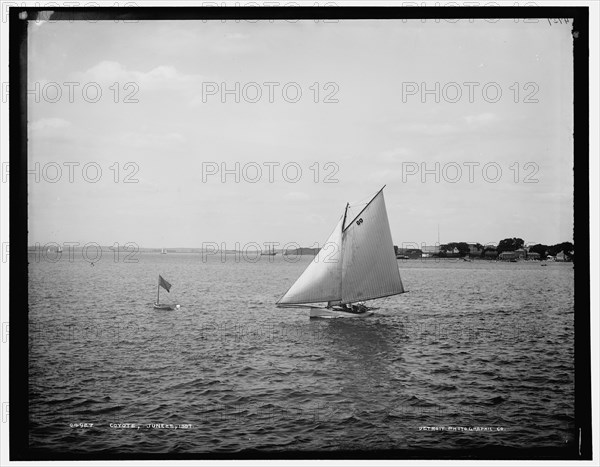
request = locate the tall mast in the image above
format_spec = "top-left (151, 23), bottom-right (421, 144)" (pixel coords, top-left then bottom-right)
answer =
top-left (342, 202), bottom-right (349, 230)
top-left (157, 276), bottom-right (160, 304)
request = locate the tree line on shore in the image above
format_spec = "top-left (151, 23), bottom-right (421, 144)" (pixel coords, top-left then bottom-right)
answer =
top-left (436, 238), bottom-right (574, 260)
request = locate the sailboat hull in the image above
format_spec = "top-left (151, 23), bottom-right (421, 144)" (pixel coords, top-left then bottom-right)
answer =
top-left (309, 308), bottom-right (374, 319)
top-left (153, 304), bottom-right (173, 311)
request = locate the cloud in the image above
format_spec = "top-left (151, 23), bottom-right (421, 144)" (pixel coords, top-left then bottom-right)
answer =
top-left (116, 131), bottom-right (185, 149)
top-left (464, 112), bottom-right (496, 127)
top-left (394, 113), bottom-right (498, 136)
top-left (30, 117), bottom-right (71, 131)
top-left (284, 191), bottom-right (310, 201)
top-left (73, 61), bottom-right (203, 91)
top-left (224, 33), bottom-right (249, 40)
top-left (377, 147), bottom-right (413, 162)
top-left (398, 122), bottom-right (460, 136)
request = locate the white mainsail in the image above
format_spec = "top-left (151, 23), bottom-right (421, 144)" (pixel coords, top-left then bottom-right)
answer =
top-left (341, 189), bottom-right (404, 303)
top-left (277, 186), bottom-right (404, 306)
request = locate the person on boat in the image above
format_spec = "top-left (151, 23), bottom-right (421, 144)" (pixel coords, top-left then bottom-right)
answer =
top-left (342, 303), bottom-right (367, 314)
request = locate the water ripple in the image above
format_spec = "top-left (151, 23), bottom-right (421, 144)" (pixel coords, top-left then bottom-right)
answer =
top-left (28, 255), bottom-right (575, 454)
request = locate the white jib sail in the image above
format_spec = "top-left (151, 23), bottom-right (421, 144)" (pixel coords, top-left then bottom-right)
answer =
top-left (341, 189), bottom-right (404, 304)
top-left (277, 216), bottom-right (344, 305)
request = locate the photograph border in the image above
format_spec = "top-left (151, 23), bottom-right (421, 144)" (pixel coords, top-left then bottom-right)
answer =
top-left (8, 5), bottom-right (591, 461)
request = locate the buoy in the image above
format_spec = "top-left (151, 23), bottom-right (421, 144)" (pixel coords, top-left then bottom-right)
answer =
top-left (176, 304), bottom-right (180, 309)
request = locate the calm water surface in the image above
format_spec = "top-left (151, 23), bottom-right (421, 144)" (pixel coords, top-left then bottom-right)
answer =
top-left (28, 253), bottom-right (575, 454)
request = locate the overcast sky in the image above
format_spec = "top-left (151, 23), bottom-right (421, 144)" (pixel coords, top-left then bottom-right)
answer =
top-left (27, 18), bottom-right (574, 249)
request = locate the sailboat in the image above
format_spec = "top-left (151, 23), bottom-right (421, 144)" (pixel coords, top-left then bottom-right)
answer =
top-left (276, 186), bottom-right (404, 318)
top-left (262, 245), bottom-right (277, 256)
top-left (153, 274), bottom-right (174, 310)
top-left (161, 248), bottom-right (167, 254)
